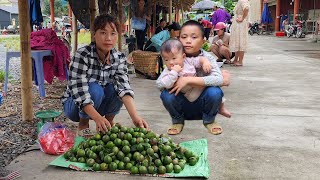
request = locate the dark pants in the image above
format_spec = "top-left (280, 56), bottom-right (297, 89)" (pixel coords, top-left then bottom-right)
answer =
top-left (204, 28), bottom-right (211, 40)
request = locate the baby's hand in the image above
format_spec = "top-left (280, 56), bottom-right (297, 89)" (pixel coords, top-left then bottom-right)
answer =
top-left (202, 61), bottom-right (212, 73)
top-left (171, 65), bottom-right (183, 72)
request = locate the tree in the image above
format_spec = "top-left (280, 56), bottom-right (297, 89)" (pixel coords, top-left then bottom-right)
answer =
top-left (42, 0), bottom-right (69, 17)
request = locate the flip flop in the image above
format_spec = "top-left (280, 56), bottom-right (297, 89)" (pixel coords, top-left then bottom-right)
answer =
top-left (167, 124), bottom-right (184, 135)
top-left (77, 128), bottom-right (94, 138)
top-left (205, 122), bottom-right (223, 135)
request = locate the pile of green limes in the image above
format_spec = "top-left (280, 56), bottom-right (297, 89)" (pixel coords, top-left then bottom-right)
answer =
top-left (64, 124), bottom-right (199, 174)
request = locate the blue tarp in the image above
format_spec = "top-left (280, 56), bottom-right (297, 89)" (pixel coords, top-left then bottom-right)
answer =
top-left (261, 3), bottom-right (273, 24)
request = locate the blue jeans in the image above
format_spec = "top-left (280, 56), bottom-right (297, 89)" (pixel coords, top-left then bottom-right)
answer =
top-left (63, 83), bottom-right (123, 122)
top-left (160, 86), bottom-right (223, 125)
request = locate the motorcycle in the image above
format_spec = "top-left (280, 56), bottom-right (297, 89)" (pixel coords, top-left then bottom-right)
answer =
top-left (285, 20), bottom-right (305, 38)
top-left (248, 22), bottom-right (262, 35)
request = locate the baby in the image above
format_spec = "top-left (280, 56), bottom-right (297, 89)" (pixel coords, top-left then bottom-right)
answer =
top-left (156, 38), bottom-right (230, 117)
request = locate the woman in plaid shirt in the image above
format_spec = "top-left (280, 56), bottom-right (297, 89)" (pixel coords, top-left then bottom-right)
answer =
top-left (62, 14), bottom-right (149, 137)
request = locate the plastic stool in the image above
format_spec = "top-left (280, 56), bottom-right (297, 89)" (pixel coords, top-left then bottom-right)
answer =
top-left (35, 110), bottom-right (62, 133)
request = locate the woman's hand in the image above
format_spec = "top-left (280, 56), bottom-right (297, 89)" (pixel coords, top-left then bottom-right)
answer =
top-left (170, 77), bottom-right (190, 96)
top-left (132, 115), bottom-right (149, 130)
top-left (94, 116), bottom-right (112, 133)
top-left (236, 17), bottom-right (243, 23)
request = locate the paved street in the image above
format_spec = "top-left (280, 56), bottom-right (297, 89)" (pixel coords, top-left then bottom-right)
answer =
top-left (5, 35), bottom-right (320, 179)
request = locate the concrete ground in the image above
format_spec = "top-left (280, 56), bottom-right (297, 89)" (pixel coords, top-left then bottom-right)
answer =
top-left (6, 35), bottom-right (320, 179)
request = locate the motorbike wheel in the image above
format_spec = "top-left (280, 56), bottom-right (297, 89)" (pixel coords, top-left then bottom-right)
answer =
top-left (257, 29), bottom-right (262, 35)
top-left (296, 29), bottom-right (302, 38)
top-left (248, 29), bottom-right (254, 36)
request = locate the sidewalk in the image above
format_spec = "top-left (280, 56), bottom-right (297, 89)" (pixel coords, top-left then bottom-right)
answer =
top-left (5, 35), bottom-right (320, 180)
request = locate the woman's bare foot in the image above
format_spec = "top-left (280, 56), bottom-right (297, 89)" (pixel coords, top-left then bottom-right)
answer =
top-left (219, 106), bottom-right (232, 118)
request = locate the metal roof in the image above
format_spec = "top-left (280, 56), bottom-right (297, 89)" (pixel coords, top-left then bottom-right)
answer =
top-left (0, 5), bottom-right (18, 14)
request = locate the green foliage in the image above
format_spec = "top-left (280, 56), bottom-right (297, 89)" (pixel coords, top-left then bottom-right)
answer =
top-left (202, 41), bottom-right (210, 52)
top-left (42, 0), bottom-right (69, 17)
top-left (0, 70), bottom-right (5, 83)
top-left (0, 37), bottom-right (20, 51)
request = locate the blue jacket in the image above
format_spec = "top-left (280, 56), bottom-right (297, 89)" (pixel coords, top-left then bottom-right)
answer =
top-left (146, 30), bottom-right (170, 52)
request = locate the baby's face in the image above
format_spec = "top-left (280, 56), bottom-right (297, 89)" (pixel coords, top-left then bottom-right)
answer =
top-left (162, 49), bottom-right (185, 70)
top-left (179, 25), bottom-right (204, 56)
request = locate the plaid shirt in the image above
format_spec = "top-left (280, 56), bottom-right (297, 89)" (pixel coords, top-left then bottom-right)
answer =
top-left (61, 42), bottom-right (133, 109)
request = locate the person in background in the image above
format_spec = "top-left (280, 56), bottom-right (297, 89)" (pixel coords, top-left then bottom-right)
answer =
top-left (155, 19), bottom-right (167, 34)
top-left (133, 0), bottom-right (151, 50)
top-left (211, 5), bottom-right (231, 35)
top-left (210, 22), bottom-right (234, 64)
top-left (229, 0), bottom-right (250, 66)
top-left (198, 18), bottom-right (212, 41)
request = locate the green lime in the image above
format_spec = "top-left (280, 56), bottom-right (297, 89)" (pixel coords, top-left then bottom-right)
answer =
top-left (117, 151), bottom-right (125, 160)
top-left (127, 128), bottom-right (134, 134)
top-left (184, 150), bottom-right (194, 159)
top-left (139, 166), bottom-right (148, 174)
top-left (146, 148), bottom-right (154, 156)
top-left (119, 132), bottom-right (125, 139)
top-left (142, 159), bottom-right (149, 167)
top-left (173, 165), bottom-right (182, 173)
top-left (122, 145), bottom-right (131, 154)
top-left (132, 132), bottom-right (139, 138)
top-left (109, 162), bottom-right (117, 171)
top-left (144, 138), bottom-right (149, 143)
top-left (121, 140), bottom-right (130, 147)
top-left (140, 128), bottom-right (147, 134)
top-left (154, 159), bottom-right (162, 167)
top-left (172, 158), bottom-right (179, 165)
top-left (125, 162), bottom-right (133, 170)
top-left (120, 126), bottom-right (128, 133)
top-left (188, 156), bottom-right (198, 166)
top-left (86, 158), bottom-right (95, 167)
top-left (139, 133), bottom-right (145, 138)
top-left (112, 147), bottom-right (119, 154)
top-left (99, 151), bottom-right (105, 159)
top-left (131, 138), bottom-right (137, 145)
top-left (90, 146), bottom-right (98, 153)
top-left (137, 144), bottom-right (144, 152)
top-left (110, 133), bottom-right (118, 141)
top-left (133, 152), bottom-right (141, 161)
top-left (103, 155), bottom-right (112, 164)
top-left (123, 156), bottom-right (131, 163)
top-left (96, 140), bottom-right (104, 146)
top-left (88, 140), bottom-right (96, 147)
top-left (89, 152), bottom-right (98, 159)
top-left (92, 163), bottom-right (101, 171)
top-left (137, 154), bottom-right (144, 162)
top-left (71, 147), bottom-right (78, 154)
top-left (69, 157), bottom-right (78, 162)
top-left (169, 151), bottom-right (176, 159)
top-left (106, 141), bottom-right (115, 149)
top-left (114, 159), bottom-right (120, 164)
top-left (96, 145), bottom-right (103, 152)
top-left (102, 135), bottom-right (110, 143)
top-left (83, 142), bottom-right (89, 149)
top-left (114, 138), bottom-right (122, 147)
top-left (178, 161), bottom-right (185, 170)
top-left (163, 145), bottom-right (172, 154)
top-left (118, 161), bottom-right (125, 170)
top-left (152, 145), bottom-right (159, 153)
top-left (136, 137), bottom-right (144, 144)
top-left (141, 150), bottom-right (147, 156)
top-left (94, 134), bottom-right (101, 141)
top-left (100, 163), bottom-right (108, 171)
top-left (163, 156), bottom-right (172, 165)
top-left (78, 157), bottom-right (86, 163)
top-left (165, 163), bottom-right (173, 173)
top-left (126, 153), bottom-right (132, 159)
top-left (111, 126), bottom-right (119, 133)
top-left (124, 133), bottom-right (133, 141)
top-left (134, 127), bottom-right (140, 132)
top-left (130, 166), bottom-right (139, 174)
top-left (148, 166), bottom-right (156, 174)
top-left (64, 151), bottom-right (73, 159)
top-left (158, 165), bottom-right (166, 174)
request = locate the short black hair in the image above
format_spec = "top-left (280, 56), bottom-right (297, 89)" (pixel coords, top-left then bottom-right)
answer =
top-left (181, 20), bottom-right (205, 38)
top-left (160, 38), bottom-right (184, 56)
top-left (93, 14), bottom-right (119, 33)
top-left (167, 22), bottom-right (181, 31)
top-left (160, 19), bottom-right (165, 23)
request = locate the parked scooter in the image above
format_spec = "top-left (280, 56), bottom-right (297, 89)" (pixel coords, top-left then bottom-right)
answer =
top-left (285, 20), bottom-right (305, 38)
top-left (248, 22), bottom-right (262, 35)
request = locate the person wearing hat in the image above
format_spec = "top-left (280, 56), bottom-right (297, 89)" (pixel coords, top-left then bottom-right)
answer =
top-left (144, 22), bottom-right (181, 52)
top-left (210, 22), bottom-right (234, 64)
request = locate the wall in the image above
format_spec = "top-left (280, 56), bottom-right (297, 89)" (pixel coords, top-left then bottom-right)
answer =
top-left (0, 9), bottom-right (10, 29)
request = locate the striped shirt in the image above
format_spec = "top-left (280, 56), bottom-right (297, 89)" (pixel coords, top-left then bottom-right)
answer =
top-left (61, 42), bottom-right (133, 109)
